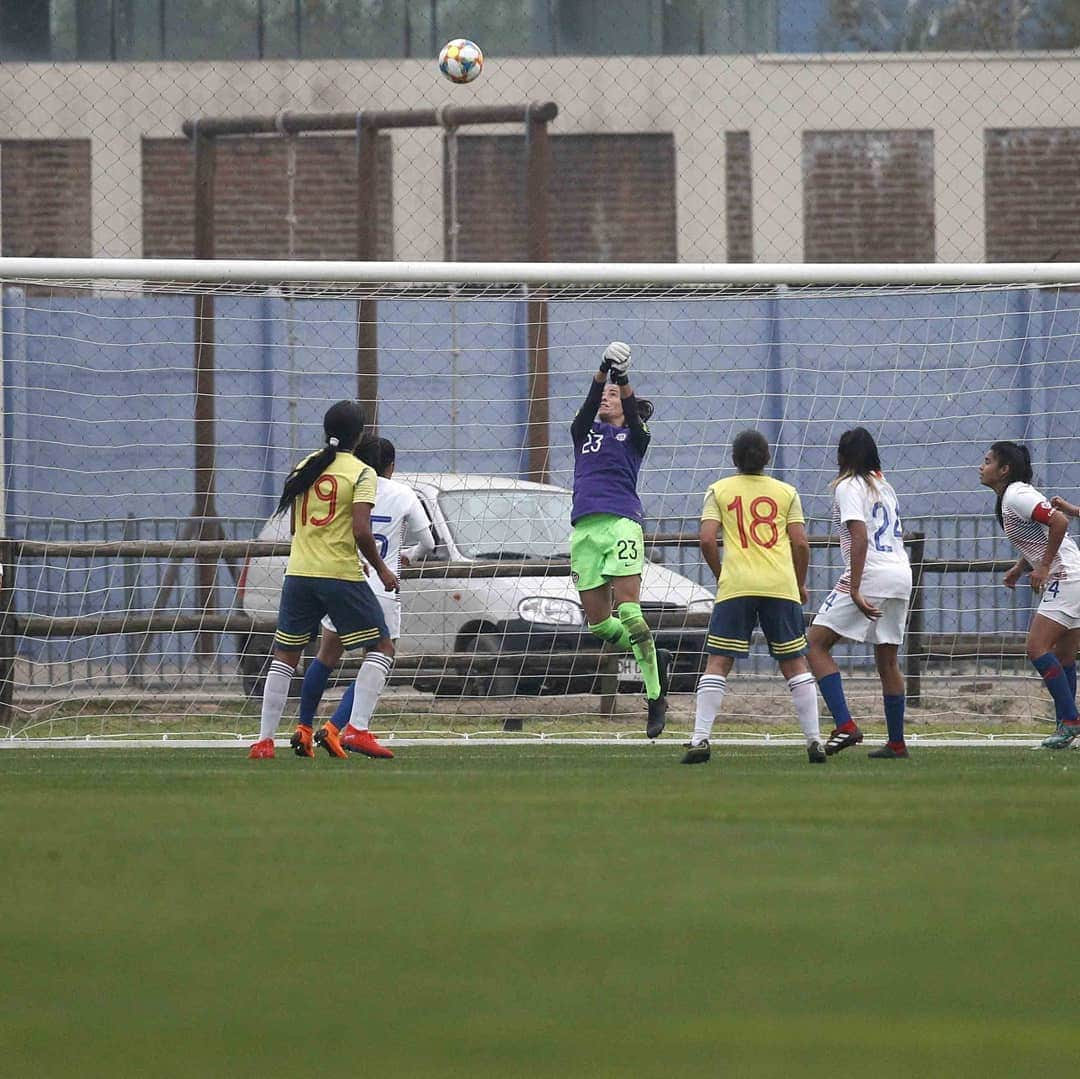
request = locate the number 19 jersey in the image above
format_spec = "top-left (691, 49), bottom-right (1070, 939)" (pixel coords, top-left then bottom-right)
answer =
top-left (701, 473), bottom-right (805, 602)
top-left (286, 451), bottom-right (378, 581)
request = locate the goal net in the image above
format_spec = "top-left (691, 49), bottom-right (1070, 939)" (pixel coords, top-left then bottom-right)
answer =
top-left (3, 259), bottom-right (1079, 745)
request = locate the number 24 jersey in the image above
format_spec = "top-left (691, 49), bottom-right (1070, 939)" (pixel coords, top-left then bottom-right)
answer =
top-left (701, 473), bottom-right (805, 603)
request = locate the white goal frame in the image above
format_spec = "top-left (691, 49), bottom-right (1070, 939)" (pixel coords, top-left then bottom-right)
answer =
top-left (2, 257), bottom-right (1078, 750)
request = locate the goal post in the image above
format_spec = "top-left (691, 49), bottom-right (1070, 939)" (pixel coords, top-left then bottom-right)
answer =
top-left (2, 258), bottom-right (1079, 745)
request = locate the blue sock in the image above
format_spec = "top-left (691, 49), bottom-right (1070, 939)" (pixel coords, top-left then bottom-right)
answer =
top-left (298, 658), bottom-right (331, 728)
top-left (883, 694), bottom-right (906, 745)
top-left (818, 671), bottom-right (853, 727)
top-left (1065, 663), bottom-right (1077, 702)
top-left (1032, 653), bottom-right (1080, 724)
top-left (329, 685), bottom-right (355, 731)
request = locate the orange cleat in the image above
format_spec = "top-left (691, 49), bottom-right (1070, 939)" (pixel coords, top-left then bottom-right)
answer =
top-left (341, 726), bottom-right (394, 759)
top-left (290, 726), bottom-right (314, 758)
top-left (248, 738), bottom-right (275, 760)
top-left (314, 723), bottom-right (348, 759)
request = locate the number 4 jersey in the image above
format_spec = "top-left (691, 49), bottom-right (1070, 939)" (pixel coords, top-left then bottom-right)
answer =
top-left (286, 450), bottom-right (378, 581)
top-left (832, 474), bottom-right (912, 599)
top-left (701, 473), bottom-right (806, 602)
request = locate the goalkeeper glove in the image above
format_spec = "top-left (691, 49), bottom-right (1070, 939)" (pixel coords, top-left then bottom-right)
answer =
top-left (602, 341), bottom-right (631, 384)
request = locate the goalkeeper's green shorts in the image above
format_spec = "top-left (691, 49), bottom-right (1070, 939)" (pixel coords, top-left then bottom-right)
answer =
top-left (570, 513), bottom-right (645, 592)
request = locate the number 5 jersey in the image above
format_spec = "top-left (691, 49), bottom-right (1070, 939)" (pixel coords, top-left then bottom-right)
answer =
top-left (832, 473), bottom-right (913, 599)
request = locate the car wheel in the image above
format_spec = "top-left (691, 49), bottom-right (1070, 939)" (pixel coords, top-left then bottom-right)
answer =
top-left (458, 629), bottom-right (516, 700)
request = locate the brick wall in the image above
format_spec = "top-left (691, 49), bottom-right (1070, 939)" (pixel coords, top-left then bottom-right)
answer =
top-left (985, 128), bottom-right (1080, 262)
top-left (725, 131), bottom-right (753, 263)
top-left (1, 140), bottom-right (92, 256)
top-left (802, 130), bottom-right (935, 262)
top-left (142, 135), bottom-right (393, 259)
top-left (445, 133), bottom-right (677, 262)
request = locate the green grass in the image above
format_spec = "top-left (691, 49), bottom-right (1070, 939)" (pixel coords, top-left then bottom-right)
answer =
top-left (1, 746), bottom-right (1078, 1078)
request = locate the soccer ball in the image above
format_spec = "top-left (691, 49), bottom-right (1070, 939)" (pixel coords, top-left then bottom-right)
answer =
top-left (439, 39), bottom-right (483, 84)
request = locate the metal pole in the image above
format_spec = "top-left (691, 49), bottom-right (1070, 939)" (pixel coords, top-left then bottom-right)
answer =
top-left (356, 115), bottom-right (379, 434)
top-left (524, 108), bottom-right (552, 483)
top-left (906, 532), bottom-right (926, 707)
top-left (192, 128), bottom-right (219, 661)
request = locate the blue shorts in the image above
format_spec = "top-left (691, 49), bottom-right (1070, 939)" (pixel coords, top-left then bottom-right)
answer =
top-left (274, 575), bottom-right (389, 651)
top-left (706, 596), bottom-right (808, 659)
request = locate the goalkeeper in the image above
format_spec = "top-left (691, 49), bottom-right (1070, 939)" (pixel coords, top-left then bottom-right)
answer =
top-left (570, 341), bottom-right (670, 738)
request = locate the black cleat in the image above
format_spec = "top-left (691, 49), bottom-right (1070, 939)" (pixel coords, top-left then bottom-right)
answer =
top-left (868, 743), bottom-right (910, 759)
top-left (824, 724), bottom-right (864, 756)
top-left (680, 740), bottom-right (710, 764)
top-left (807, 740), bottom-right (827, 764)
top-left (656, 648), bottom-right (673, 698)
top-left (646, 695), bottom-right (668, 740)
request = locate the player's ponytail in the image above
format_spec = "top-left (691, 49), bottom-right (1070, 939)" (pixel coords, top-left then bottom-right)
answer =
top-left (636, 398), bottom-right (655, 423)
top-left (990, 440), bottom-right (1034, 526)
top-left (833, 427), bottom-right (883, 491)
top-left (732, 429), bottom-right (770, 475)
top-left (275, 400), bottom-right (366, 516)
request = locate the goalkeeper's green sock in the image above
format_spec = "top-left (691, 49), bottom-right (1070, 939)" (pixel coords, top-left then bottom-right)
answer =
top-left (587, 616), bottom-right (632, 651)
top-left (618, 601), bottom-right (660, 700)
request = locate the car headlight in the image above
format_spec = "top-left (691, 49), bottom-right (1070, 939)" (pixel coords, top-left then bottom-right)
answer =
top-left (517, 597), bottom-right (585, 625)
top-left (688, 597), bottom-right (715, 614)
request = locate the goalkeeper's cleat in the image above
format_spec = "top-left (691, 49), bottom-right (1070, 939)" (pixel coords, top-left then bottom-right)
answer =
top-left (248, 738), bottom-right (275, 760)
top-left (656, 647), bottom-right (673, 699)
top-left (1041, 721), bottom-right (1080, 750)
top-left (341, 726), bottom-right (395, 759)
top-left (825, 722), bottom-right (863, 756)
top-left (646, 695), bottom-right (668, 740)
top-left (807, 740), bottom-right (827, 764)
top-left (314, 723), bottom-right (348, 759)
top-left (680, 740), bottom-right (711, 765)
top-left (868, 742), bottom-right (910, 759)
top-left (290, 725), bottom-right (314, 758)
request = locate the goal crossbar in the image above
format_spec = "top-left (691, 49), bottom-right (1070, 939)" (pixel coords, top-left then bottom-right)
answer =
top-left (2, 258), bottom-right (1080, 287)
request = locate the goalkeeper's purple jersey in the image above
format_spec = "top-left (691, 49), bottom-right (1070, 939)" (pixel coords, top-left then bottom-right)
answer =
top-left (570, 380), bottom-right (651, 526)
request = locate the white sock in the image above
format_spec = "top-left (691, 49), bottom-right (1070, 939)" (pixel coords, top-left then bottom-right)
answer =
top-left (347, 652), bottom-right (393, 731)
top-left (692, 675), bottom-right (727, 745)
top-left (788, 672), bottom-right (820, 745)
top-left (259, 659), bottom-right (294, 741)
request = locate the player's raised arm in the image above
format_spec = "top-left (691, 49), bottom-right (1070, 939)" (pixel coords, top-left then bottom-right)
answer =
top-left (570, 344), bottom-right (620, 442)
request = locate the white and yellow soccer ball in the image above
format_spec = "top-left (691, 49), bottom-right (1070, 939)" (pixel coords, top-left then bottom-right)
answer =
top-left (438, 38), bottom-right (483, 84)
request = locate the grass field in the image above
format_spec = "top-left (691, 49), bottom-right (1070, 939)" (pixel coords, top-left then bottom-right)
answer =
top-left (2, 745), bottom-right (1078, 1078)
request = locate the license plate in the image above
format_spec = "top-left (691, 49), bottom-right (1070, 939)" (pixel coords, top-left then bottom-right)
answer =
top-left (617, 657), bottom-right (638, 682)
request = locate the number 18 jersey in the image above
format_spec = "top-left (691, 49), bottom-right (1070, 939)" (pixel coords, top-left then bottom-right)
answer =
top-left (286, 451), bottom-right (378, 581)
top-left (701, 473), bottom-right (805, 602)
top-left (832, 474), bottom-right (912, 599)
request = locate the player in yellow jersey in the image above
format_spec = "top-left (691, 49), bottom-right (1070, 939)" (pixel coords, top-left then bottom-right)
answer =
top-left (682, 430), bottom-right (825, 765)
top-left (248, 400), bottom-right (399, 761)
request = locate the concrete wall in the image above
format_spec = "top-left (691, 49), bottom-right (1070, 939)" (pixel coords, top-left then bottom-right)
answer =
top-left (1, 51), bottom-right (1080, 261)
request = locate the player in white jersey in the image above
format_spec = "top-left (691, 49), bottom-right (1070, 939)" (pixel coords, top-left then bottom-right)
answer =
top-left (807, 428), bottom-right (914, 759)
top-left (980, 441), bottom-right (1080, 749)
top-left (298, 435), bottom-right (435, 758)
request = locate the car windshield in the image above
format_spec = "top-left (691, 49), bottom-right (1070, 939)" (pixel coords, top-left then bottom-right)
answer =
top-left (438, 488), bottom-right (572, 559)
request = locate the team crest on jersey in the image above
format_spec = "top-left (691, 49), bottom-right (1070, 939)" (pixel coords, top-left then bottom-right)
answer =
top-left (615, 432), bottom-right (628, 442)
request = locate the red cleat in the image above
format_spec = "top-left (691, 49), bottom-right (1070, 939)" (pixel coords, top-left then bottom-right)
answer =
top-left (290, 726), bottom-right (314, 758)
top-left (314, 723), bottom-right (348, 759)
top-left (248, 738), bottom-right (275, 759)
top-left (341, 726), bottom-right (394, 759)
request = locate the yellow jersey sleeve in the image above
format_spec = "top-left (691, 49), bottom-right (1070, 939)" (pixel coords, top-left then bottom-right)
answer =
top-left (701, 486), bottom-right (722, 522)
top-left (353, 463), bottom-right (377, 505)
top-left (787, 488), bottom-right (806, 526)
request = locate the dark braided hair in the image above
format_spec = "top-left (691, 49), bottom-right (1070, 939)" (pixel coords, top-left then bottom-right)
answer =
top-left (834, 427), bottom-right (883, 490)
top-left (989, 440), bottom-right (1034, 526)
top-left (636, 398), bottom-right (655, 423)
top-left (732, 429), bottom-right (770, 474)
top-left (275, 400), bottom-right (366, 516)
